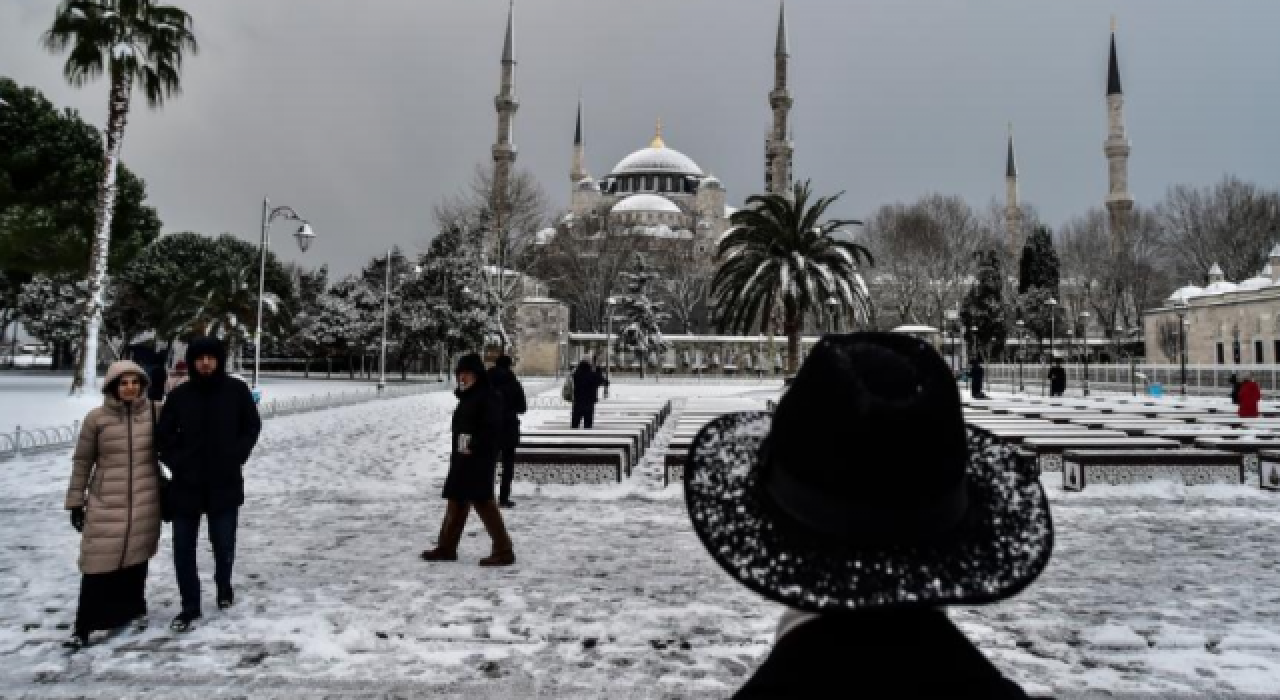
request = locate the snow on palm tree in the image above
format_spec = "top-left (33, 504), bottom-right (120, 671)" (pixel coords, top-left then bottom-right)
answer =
top-left (711, 180), bottom-right (873, 374)
top-left (612, 255), bottom-right (670, 379)
top-left (43, 0), bottom-right (198, 394)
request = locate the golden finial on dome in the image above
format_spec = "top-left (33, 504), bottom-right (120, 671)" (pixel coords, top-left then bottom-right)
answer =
top-left (650, 118), bottom-right (665, 149)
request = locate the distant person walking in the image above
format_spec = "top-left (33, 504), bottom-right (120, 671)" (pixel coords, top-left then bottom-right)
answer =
top-left (570, 359), bottom-right (608, 429)
top-left (421, 354), bottom-right (516, 566)
top-left (1238, 374), bottom-right (1261, 418)
top-left (1229, 373), bottom-right (1241, 405)
top-left (165, 361), bottom-right (188, 394)
top-left (1048, 359), bottom-right (1067, 398)
top-left (63, 361), bottom-right (164, 650)
top-left (969, 357), bottom-right (987, 400)
top-left (156, 337), bottom-right (262, 632)
top-left (488, 355), bottom-right (527, 508)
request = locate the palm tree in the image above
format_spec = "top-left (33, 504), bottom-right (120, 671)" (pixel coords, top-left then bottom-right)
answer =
top-left (43, 0), bottom-right (198, 394)
top-left (712, 180), bottom-right (874, 374)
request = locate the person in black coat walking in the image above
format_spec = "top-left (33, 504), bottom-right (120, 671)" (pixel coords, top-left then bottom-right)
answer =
top-left (969, 356), bottom-right (987, 399)
top-left (488, 355), bottom-right (527, 508)
top-left (421, 354), bottom-right (515, 567)
top-left (570, 359), bottom-right (608, 429)
top-left (155, 336), bottom-right (262, 632)
top-left (1229, 373), bottom-right (1241, 405)
top-left (1048, 358), bottom-right (1067, 397)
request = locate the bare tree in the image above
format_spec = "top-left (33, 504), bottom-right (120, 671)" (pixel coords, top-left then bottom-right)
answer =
top-left (1156, 318), bottom-right (1181, 363)
top-left (1156, 176), bottom-right (1280, 284)
top-left (432, 164), bottom-right (550, 263)
top-left (863, 195), bottom-right (994, 331)
top-left (527, 215), bottom-right (644, 332)
top-left (656, 251), bottom-right (713, 334)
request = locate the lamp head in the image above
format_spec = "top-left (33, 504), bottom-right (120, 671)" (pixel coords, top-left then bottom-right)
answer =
top-left (294, 222), bottom-right (316, 252)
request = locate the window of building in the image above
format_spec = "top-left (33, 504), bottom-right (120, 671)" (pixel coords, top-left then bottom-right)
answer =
top-left (1257, 340), bottom-right (1266, 364)
top-left (1217, 343), bottom-right (1225, 364)
top-left (1233, 341), bottom-right (1242, 364)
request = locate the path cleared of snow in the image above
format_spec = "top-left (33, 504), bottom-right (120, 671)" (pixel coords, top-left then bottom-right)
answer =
top-left (1, 384), bottom-right (1279, 698)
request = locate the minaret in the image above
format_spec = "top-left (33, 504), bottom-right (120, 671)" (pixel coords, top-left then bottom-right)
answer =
top-left (1104, 16), bottom-right (1134, 238)
top-left (1005, 122), bottom-right (1022, 255)
top-left (491, 0), bottom-right (518, 256)
top-left (570, 96), bottom-right (589, 183)
top-left (764, 0), bottom-right (794, 195)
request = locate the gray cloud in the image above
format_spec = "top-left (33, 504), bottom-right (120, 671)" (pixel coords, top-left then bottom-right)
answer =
top-left (3, 0), bottom-right (1277, 275)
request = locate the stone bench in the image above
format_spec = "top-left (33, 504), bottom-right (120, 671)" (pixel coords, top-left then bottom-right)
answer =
top-left (1020, 436), bottom-right (1181, 473)
top-left (1192, 437), bottom-right (1280, 481)
top-left (532, 421), bottom-right (655, 446)
top-left (518, 436), bottom-right (637, 472)
top-left (981, 428), bottom-right (1126, 444)
top-left (522, 429), bottom-right (644, 462)
top-left (509, 447), bottom-right (627, 484)
top-left (1062, 449), bottom-right (1243, 490)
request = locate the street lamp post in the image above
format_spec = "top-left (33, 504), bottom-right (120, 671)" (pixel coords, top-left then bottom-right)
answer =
top-left (1015, 319), bottom-right (1025, 393)
top-left (1046, 297), bottom-right (1058, 365)
top-left (944, 309), bottom-right (960, 374)
top-left (826, 296), bottom-right (839, 334)
top-left (253, 197), bottom-right (315, 389)
top-left (378, 251), bottom-right (420, 392)
top-left (1174, 299), bottom-right (1190, 396)
top-left (1079, 311), bottom-right (1091, 396)
top-left (604, 297), bottom-right (617, 398)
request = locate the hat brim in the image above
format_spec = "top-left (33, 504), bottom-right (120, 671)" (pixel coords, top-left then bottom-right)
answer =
top-left (684, 411), bottom-right (1054, 613)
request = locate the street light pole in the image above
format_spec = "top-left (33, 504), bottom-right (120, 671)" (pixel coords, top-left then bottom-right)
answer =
top-left (1046, 297), bottom-right (1058, 366)
top-left (1079, 311), bottom-right (1091, 397)
top-left (254, 197), bottom-right (315, 389)
top-left (1015, 319), bottom-right (1025, 393)
top-left (1174, 299), bottom-right (1190, 396)
top-left (378, 248), bottom-right (392, 391)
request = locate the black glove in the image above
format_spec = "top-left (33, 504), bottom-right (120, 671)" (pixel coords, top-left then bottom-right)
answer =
top-left (70, 507), bottom-right (85, 533)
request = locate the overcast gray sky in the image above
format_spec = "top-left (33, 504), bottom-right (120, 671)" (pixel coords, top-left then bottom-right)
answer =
top-left (3, 0), bottom-right (1278, 275)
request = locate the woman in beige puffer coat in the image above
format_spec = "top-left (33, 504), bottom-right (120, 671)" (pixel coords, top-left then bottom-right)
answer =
top-left (63, 360), bottom-right (164, 649)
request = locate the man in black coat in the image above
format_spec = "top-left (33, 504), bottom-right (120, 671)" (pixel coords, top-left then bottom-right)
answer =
top-left (1048, 358), bottom-right (1067, 397)
top-left (488, 355), bottom-right (527, 508)
top-left (970, 356), bottom-right (987, 399)
top-left (156, 336), bottom-right (262, 632)
top-left (570, 359), bottom-right (608, 429)
top-left (422, 354), bottom-right (515, 566)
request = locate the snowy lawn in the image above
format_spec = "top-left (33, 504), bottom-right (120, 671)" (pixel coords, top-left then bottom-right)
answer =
top-left (0, 374), bottom-right (433, 432)
top-left (1, 384), bottom-right (1279, 697)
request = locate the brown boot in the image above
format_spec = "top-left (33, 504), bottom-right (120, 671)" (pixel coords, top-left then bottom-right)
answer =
top-left (421, 501), bottom-right (470, 561)
top-left (474, 500), bottom-right (515, 567)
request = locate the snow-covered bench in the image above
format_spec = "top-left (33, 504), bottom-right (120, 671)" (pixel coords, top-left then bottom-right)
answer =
top-left (1019, 436), bottom-right (1181, 473)
top-left (1062, 449), bottom-right (1243, 490)
top-left (1192, 437), bottom-right (1280, 482)
top-left (508, 447), bottom-right (627, 484)
top-left (518, 435), bottom-right (638, 471)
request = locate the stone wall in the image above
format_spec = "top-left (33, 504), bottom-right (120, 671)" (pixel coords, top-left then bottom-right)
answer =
top-left (1144, 292), bottom-right (1280, 366)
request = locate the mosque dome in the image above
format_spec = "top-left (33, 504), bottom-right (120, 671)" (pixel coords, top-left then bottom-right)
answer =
top-left (699, 174), bottom-right (723, 190)
top-left (611, 121), bottom-right (702, 176)
top-left (575, 177), bottom-right (600, 192)
top-left (1166, 285), bottom-right (1204, 304)
top-left (611, 194), bottom-right (682, 215)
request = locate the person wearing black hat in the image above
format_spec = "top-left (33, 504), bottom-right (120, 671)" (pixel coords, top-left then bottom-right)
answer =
top-left (684, 333), bottom-right (1053, 698)
top-left (488, 355), bottom-right (527, 508)
top-left (421, 353), bottom-right (516, 566)
top-left (156, 336), bottom-right (262, 632)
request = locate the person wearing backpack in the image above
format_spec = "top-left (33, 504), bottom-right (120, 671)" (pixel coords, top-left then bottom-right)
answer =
top-left (570, 359), bottom-right (607, 429)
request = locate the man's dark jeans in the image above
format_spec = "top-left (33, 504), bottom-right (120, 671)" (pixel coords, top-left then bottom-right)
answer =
top-left (571, 404), bottom-right (595, 429)
top-left (172, 509), bottom-right (238, 615)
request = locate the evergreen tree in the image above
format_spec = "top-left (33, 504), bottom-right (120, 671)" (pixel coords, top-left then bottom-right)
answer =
top-left (1017, 226), bottom-right (1061, 295)
top-left (960, 251), bottom-right (1008, 360)
top-left (612, 254), bottom-right (671, 379)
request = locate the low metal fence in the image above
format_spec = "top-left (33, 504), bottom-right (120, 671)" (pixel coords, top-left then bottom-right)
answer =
top-left (0, 383), bottom-right (440, 462)
top-left (979, 363), bottom-right (1280, 398)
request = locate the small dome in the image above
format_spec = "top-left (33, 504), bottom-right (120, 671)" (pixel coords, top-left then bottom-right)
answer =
top-left (612, 146), bottom-right (702, 176)
top-left (1239, 276), bottom-right (1272, 291)
top-left (575, 177), bottom-right (600, 192)
top-left (1202, 281), bottom-right (1237, 296)
top-left (699, 175), bottom-right (723, 190)
top-left (611, 194), bottom-right (681, 215)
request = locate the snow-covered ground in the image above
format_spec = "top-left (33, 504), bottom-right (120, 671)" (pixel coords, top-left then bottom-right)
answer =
top-left (0, 374), bottom-right (430, 432)
top-left (1, 382), bottom-right (1279, 698)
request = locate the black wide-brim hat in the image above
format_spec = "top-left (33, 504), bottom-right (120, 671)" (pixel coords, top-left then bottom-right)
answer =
top-left (684, 333), bottom-right (1053, 613)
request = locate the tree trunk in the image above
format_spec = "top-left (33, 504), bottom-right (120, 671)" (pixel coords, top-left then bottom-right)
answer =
top-left (71, 70), bottom-right (132, 396)
top-left (785, 312), bottom-right (801, 376)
